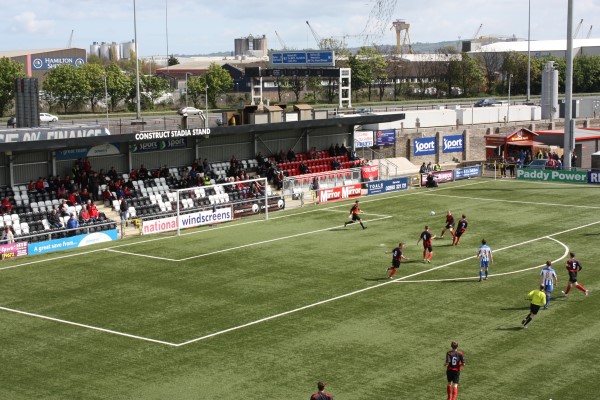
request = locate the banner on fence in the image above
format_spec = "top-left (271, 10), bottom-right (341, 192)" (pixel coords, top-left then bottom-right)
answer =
top-left (420, 170), bottom-right (454, 186)
top-left (367, 177), bottom-right (409, 195)
top-left (0, 242), bottom-right (28, 260)
top-left (354, 131), bottom-right (374, 148)
top-left (375, 129), bottom-right (396, 146)
top-left (454, 165), bottom-right (482, 180)
top-left (142, 207), bottom-right (233, 235)
top-left (414, 137), bottom-right (437, 156)
top-left (361, 165), bottom-right (379, 180)
top-left (516, 169), bottom-right (587, 183)
top-left (28, 229), bottom-right (118, 255)
top-left (318, 184), bottom-right (362, 203)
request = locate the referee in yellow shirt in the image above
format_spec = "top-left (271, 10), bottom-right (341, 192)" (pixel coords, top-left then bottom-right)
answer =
top-left (522, 284), bottom-right (547, 329)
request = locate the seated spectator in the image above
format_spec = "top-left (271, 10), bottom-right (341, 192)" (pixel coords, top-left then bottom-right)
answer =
top-left (340, 144), bottom-right (348, 156)
top-left (426, 161), bottom-right (433, 172)
top-left (276, 149), bottom-right (286, 163)
top-left (79, 205), bottom-right (91, 224)
top-left (129, 168), bottom-right (139, 181)
top-left (230, 155), bottom-right (239, 169)
top-left (2, 225), bottom-right (15, 244)
top-left (88, 201), bottom-right (99, 222)
top-left (434, 162), bottom-right (441, 171)
top-left (287, 148), bottom-right (295, 162)
top-left (35, 177), bottom-right (45, 192)
top-left (60, 199), bottom-right (70, 217)
top-left (331, 159), bottom-right (342, 170)
top-left (108, 166), bottom-right (119, 181)
top-left (328, 144), bottom-right (336, 157)
top-left (274, 171), bottom-right (284, 190)
top-left (116, 186), bottom-right (126, 199)
top-left (48, 209), bottom-right (63, 229)
top-left (159, 165), bottom-right (169, 178)
top-left (349, 149), bottom-right (359, 161)
top-left (256, 152), bottom-right (265, 168)
top-left (299, 162), bottom-right (310, 174)
top-left (309, 146), bottom-right (317, 160)
top-left (1, 196), bottom-right (13, 214)
top-left (419, 162), bottom-right (427, 174)
top-left (80, 188), bottom-right (91, 204)
top-left (66, 213), bottom-right (79, 236)
top-left (334, 143), bottom-right (341, 156)
top-left (102, 187), bottom-right (113, 202)
top-left (27, 180), bottom-right (36, 192)
top-left (425, 173), bottom-right (438, 188)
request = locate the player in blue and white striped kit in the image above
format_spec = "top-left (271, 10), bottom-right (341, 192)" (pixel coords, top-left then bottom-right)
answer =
top-left (477, 239), bottom-right (493, 282)
top-left (540, 260), bottom-right (558, 309)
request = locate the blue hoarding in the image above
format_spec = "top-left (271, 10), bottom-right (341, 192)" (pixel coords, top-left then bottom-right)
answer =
top-left (414, 137), bottom-right (437, 156)
top-left (271, 51), bottom-right (335, 66)
top-left (367, 177), bottom-right (409, 195)
top-left (442, 134), bottom-right (464, 153)
top-left (454, 165), bottom-right (482, 180)
top-left (32, 57), bottom-right (85, 70)
top-left (130, 137), bottom-right (187, 153)
top-left (588, 171), bottom-right (600, 184)
top-left (28, 229), bottom-right (118, 256)
top-left (375, 129), bottom-right (396, 146)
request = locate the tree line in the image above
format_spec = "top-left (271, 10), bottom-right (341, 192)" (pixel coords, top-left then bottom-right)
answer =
top-left (1, 47), bottom-right (600, 117)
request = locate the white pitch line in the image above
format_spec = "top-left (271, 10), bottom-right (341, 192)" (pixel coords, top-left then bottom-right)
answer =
top-left (0, 306), bottom-right (178, 347)
top-left (175, 215), bottom-right (392, 262)
top-left (173, 227), bottom-right (584, 346)
top-left (397, 236), bottom-right (569, 283)
top-left (105, 248), bottom-right (179, 262)
top-left (424, 192), bottom-right (600, 210)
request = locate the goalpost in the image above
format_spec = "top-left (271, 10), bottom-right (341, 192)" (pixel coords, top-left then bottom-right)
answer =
top-left (172, 176), bottom-right (271, 236)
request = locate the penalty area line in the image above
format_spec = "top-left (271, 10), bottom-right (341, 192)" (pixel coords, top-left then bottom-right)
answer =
top-left (0, 306), bottom-right (178, 347)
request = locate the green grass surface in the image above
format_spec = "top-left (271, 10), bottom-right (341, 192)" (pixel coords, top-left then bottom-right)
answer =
top-left (1, 178), bottom-right (599, 399)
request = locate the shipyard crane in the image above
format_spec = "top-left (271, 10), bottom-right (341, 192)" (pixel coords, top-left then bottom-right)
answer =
top-left (472, 24), bottom-right (483, 39)
top-left (67, 30), bottom-right (74, 48)
top-left (586, 25), bottom-right (593, 39)
top-left (306, 20), bottom-right (323, 49)
top-left (574, 19), bottom-right (584, 38)
top-left (275, 31), bottom-right (287, 50)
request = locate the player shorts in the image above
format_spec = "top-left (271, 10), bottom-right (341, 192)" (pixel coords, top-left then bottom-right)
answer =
top-left (445, 223), bottom-right (454, 230)
top-left (530, 303), bottom-right (541, 315)
top-left (392, 260), bottom-right (400, 269)
top-left (423, 244), bottom-right (432, 252)
top-left (568, 272), bottom-right (578, 283)
top-left (480, 260), bottom-right (489, 268)
top-left (455, 229), bottom-right (465, 238)
top-left (446, 370), bottom-right (461, 384)
top-left (544, 284), bottom-right (554, 293)
top-left (351, 214), bottom-right (361, 222)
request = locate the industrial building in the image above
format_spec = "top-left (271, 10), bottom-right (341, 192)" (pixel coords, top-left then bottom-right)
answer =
top-left (89, 40), bottom-right (136, 62)
top-left (469, 38), bottom-right (600, 58)
top-left (0, 48), bottom-right (87, 86)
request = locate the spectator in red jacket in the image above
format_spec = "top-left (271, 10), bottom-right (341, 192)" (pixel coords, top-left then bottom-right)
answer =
top-left (88, 201), bottom-right (99, 222)
top-left (1, 196), bottom-right (12, 214)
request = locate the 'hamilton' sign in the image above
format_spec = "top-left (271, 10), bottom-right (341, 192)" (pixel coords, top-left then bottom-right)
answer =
top-left (0, 125), bottom-right (110, 144)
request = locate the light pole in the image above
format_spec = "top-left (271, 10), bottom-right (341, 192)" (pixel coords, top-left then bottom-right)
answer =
top-left (103, 75), bottom-right (109, 129)
top-left (205, 85), bottom-right (209, 128)
top-left (185, 72), bottom-right (192, 107)
top-left (508, 73), bottom-right (513, 122)
top-left (133, 0), bottom-right (141, 120)
top-left (527, 0), bottom-right (531, 101)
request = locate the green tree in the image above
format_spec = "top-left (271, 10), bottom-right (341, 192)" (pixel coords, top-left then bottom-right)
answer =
top-left (457, 53), bottom-right (484, 97)
top-left (288, 75), bottom-right (305, 102)
top-left (573, 55), bottom-right (600, 93)
top-left (80, 63), bottom-right (107, 113)
top-left (186, 75), bottom-right (206, 108)
top-left (0, 57), bottom-right (25, 117)
top-left (140, 75), bottom-right (170, 109)
top-left (194, 63), bottom-right (234, 109)
top-left (348, 53), bottom-right (371, 102)
top-left (105, 63), bottom-right (131, 112)
top-left (168, 55), bottom-right (180, 66)
top-left (355, 47), bottom-right (386, 101)
top-left (43, 64), bottom-right (87, 113)
top-left (305, 76), bottom-right (323, 103)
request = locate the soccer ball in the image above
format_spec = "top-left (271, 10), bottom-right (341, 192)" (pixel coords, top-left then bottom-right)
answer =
top-left (430, 211), bottom-right (436, 216)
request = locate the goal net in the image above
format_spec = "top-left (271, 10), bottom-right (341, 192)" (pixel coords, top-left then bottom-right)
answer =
top-left (137, 176), bottom-right (284, 236)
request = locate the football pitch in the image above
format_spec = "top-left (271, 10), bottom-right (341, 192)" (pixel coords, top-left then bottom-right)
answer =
top-left (1, 178), bottom-right (599, 399)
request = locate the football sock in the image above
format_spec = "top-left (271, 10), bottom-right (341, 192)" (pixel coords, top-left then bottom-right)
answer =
top-left (479, 270), bottom-right (483, 280)
top-left (565, 285), bottom-right (572, 294)
top-left (576, 283), bottom-right (586, 292)
top-left (427, 253), bottom-right (433, 260)
top-left (452, 386), bottom-right (458, 400)
top-left (546, 293), bottom-right (550, 305)
top-left (446, 385), bottom-right (452, 400)
top-left (388, 269), bottom-right (397, 278)
top-left (423, 250), bottom-right (427, 258)
top-left (525, 315), bottom-right (532, 325)
top-left (485, 269), bottom-right (488, 279)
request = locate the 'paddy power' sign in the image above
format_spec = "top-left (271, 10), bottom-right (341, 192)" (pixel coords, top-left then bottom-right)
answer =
top-left (517, 169), bottom-right (587, 183)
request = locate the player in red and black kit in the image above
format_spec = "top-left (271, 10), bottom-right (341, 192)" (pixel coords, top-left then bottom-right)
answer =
top-left (310, 381), bottom-right (333, 400)
top-left (562, 251), bottom-right (589, 297)
top-left (344, 200), bottom-right (366, 229)
top-left (452, 214), bottom-right (468, 246)
top-left (385, 242), bottom-right (409, 279)
top-left (445, 341), bottom-right (465, 400)
top-left (417, 225), bottom-right (436, 263)
top-left (440, 210), bottom-right (455, 239)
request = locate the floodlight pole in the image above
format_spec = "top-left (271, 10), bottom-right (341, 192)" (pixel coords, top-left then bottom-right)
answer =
top-left (527, 0), bottom-right (531, 102)
top-left (564, 0), bottom-right (574, 170)
top-left (103, 75), bottom-right (109, 130)
top-left (133, 0), bottom-right (142, 120)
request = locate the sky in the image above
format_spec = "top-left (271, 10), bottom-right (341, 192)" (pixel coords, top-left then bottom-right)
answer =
top-left (2, 0), bottom-right (600, 57)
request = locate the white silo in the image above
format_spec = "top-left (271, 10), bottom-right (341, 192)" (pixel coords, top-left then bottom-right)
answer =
top-left (99, 42), bottom-right (111, 60)
top-left (121, 40), bottom-right (136, 59)
top-left (541, 61), bottom-right (559, 120)
top-left (111, 42), bottom-right (120, 61)
top-left (89, 42), bottom-right (100, 57)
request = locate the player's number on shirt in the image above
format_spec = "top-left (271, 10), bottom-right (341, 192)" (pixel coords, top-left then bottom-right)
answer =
top-left (451, 356), bottom-right (459, 366)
